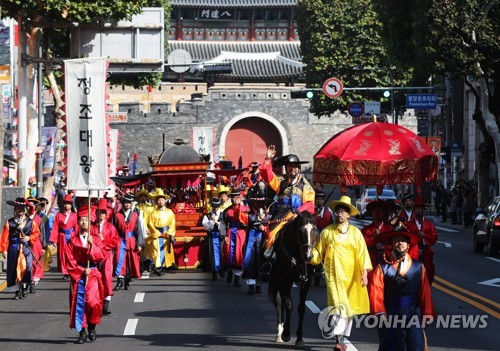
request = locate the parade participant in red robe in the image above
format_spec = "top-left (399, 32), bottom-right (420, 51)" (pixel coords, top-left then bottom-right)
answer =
top-left (399, 193), bottom-right (415, 223)
top-left (369, 228), bottom-right (435, 351)
top-left (314, 191), bottom-right (334, 232)
top-left (312, 191), bottom-right (334, 286)
top-left (64, 205), bottom-right (105, 344)
top-left (26, 197), bottom-right (45, 292)
top-left (406, 196), bottom-right (438, 285)
top-left (1, 198), bottom-right (41, 300)
top-left (242, 162), bottom-right (263, 188)
top-left (50, 194), bottom-right (78, 278)
top-left (361, 200), bottom-right (394, 291)
top-left (96, 198), bottom-right (120, 314)
top-left (113, 194), bottom-right (144, 290)
top-left (220, 191), bottom-right (249, 287)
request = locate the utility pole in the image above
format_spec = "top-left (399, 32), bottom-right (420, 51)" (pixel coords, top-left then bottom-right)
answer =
top-left (390, 70), bottom-right (395, 124)
top-left (17, 14), bottom-right (27, 193)
top-left (36, 43), bottom-right (44, 197)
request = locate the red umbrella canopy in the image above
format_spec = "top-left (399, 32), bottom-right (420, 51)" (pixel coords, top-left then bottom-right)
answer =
top-left (313, 122), bottom-right (438, 186)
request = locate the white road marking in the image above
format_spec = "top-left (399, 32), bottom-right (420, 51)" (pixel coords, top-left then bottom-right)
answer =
top-left (345, 337), bottom-right (359, 351)
top-left (141, 272), bottom-right (150, 279)
top-left (134, 292), bottom-right (145, 303)
top-left (486, 257), bottom-right (500, 263)
top-left (435, 226), bottom-right (459, 233)
top-left (123, 318), bottom-right (139, 335)
top-left (437, 241), bottom-right (452, 248)
top-left (305, 300), bottom-right (321, 314)
top-left (478, 278), bottom-right (500, 288)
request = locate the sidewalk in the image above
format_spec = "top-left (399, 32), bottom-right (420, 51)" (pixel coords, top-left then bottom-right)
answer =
top-left (0, 257), bottom-right (6, 291)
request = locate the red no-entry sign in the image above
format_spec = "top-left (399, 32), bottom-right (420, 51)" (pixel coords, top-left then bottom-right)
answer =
top-left (323, 78), bottom-right (343, 98)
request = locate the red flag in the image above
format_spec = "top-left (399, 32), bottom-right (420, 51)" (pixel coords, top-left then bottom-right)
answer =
top-left (133, 152), bottom-right (138, 174)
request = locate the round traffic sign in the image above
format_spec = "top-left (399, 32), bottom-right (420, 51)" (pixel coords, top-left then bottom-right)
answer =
top-left (167, 49), bottom-right (192, 73)
top-left (323, 78), bottom-right (343, 99)
top-left (348, 101), bottom-right (364, 117)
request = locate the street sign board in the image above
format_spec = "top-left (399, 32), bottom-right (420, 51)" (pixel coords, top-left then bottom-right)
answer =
top-left (364, 101), bottom-right (380, 115)
top-left (323, 78), bottom-right (343, 98)
top-left (348, 101), bottom-right (364, 117)
top-left (406, 94), bottom-right (437, 109)
top-left (451, 140), bottom-right (463, 157)
top-left (352, 114), bottom-right (387, 124)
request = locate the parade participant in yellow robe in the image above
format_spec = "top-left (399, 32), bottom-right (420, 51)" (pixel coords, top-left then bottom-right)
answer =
top-left (309, 195), bottom-right (372, 351)
top-left (135, 189), bottom-right (154, 221)
top-left (135, 188), bottom-right (155, 272)
top-left (145, 188), bottom-right (176, 275)
top-left (217, 185), bottom-right (232, 212)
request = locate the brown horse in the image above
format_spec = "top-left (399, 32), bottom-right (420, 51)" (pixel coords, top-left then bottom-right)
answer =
top-left (267, 211), bottom-right (318, 347)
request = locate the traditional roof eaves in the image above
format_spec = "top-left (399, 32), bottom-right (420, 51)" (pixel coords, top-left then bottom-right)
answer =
top-left (170, 0), bottom-right (298, 8)
top-left (205, 50), bottom-right (305, 79)
top-left (168, 40), bottom-right (302, 62)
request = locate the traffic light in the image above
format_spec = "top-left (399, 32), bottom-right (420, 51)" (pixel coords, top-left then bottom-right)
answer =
top-left (383, 90), bottom-right (391, 98)
top-left (291, 90), bottom-right (315, 99)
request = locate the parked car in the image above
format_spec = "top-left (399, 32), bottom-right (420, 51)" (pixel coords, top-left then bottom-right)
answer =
top-left (473, 196), bottom-right (500, 256)
top-left (355, 188), bottom-right (400, 219)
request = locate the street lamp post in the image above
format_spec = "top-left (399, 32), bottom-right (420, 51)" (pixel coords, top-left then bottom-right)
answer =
top-left (389, 70), bottom-right (395, 124)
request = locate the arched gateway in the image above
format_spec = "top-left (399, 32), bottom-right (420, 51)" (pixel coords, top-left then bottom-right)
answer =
top-left (219, 112), bottom-right (289, 166)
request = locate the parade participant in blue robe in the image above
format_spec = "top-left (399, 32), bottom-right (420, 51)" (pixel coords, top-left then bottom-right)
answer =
top-left (369, 227), bottom-right (435, 351)
top-left (202, 197), bottom-right (225, 281)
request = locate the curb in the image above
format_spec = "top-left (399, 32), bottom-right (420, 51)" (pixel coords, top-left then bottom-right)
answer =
top-left (0, 257), bottom-right (6, 292)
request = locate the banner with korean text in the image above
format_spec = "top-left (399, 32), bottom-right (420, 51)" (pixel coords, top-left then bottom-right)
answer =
top-left (64, 57), bottom-right (108, 190)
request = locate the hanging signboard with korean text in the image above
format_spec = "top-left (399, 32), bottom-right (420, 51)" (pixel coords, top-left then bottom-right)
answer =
top-left (65, 57), bottom-right (108, 190)
top-left (364, 101), bottom-right (381, 115)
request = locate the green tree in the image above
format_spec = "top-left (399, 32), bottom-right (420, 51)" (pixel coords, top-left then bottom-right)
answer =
top-left (297, 0), bottom-right (410, 117)
top-left (1, 0), bottom-right (167, 199)
top-left (374, 0), bottom-right (500, 208)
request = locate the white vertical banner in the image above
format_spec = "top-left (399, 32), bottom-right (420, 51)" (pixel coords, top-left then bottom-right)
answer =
top-left (192, 127), bottom-right (213, 157)
top-left (65, 57), bottom-right (108, 190)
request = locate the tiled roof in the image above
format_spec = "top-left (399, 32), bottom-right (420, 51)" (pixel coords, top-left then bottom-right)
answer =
top-left (168, 40), bottom-right (302, 62)
top-left (170, 0), bottom-right (298, 8)
top-left (204, 50), bottom-right (304, 79)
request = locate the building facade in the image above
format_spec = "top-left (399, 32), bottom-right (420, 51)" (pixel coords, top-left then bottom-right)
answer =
top-left (110, 87), bottom-right (360, 174)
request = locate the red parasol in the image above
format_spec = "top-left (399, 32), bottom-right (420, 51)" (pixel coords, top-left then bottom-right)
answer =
top-left (313, 122), bottom-right (438, 188)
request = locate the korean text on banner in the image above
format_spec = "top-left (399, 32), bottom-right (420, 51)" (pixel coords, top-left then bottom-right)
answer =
top-left (64, 58), bottom-right (108, 190)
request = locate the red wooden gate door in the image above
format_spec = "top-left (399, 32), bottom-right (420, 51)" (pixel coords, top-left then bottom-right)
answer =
top-left (225, 117), bottom-right (283, 167)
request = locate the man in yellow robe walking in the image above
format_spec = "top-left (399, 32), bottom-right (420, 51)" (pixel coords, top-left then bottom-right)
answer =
top-left (309, 195), bottom-right (372, 351)
top-left (145, 188), bottom-right (176, 275)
